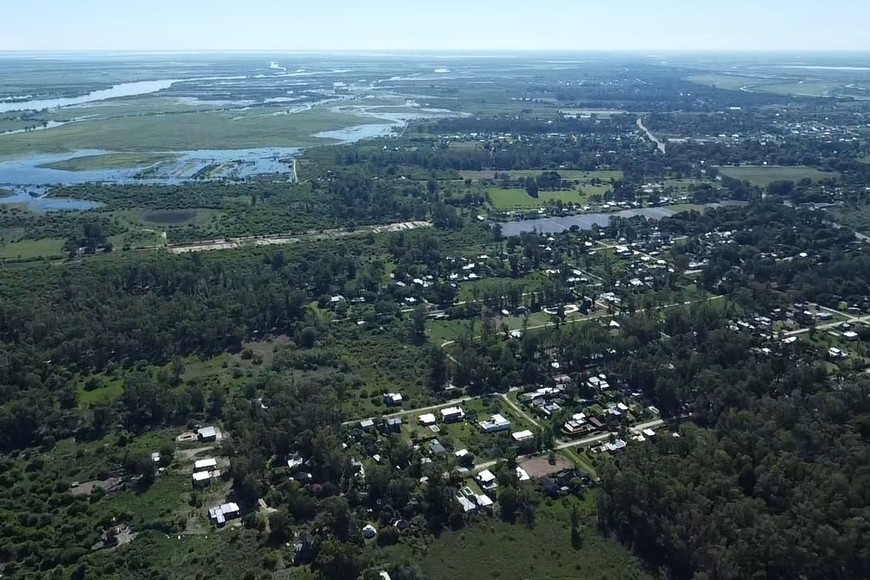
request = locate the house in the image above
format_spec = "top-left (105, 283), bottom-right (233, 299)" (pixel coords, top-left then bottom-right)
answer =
top-left (429, 440), bottom-right (447, 456)
top-left (457, 495), bottom-right (477, 513)
top-left (194, 458), bottom-right (218, 471)
top-left (380, 572), bottom-right (393, 580)
top-left (516, 466), bottom-right (531, 482)
top-left (479, 414), bottom-right (511, 434)
top-left (193, 471), bottom-right (212, 487)
top-left (441, 406), bottom-right (465, 423)
top-left (208, 502), bottom-right (241, 527)
top-left (477, 469), bottom-right (498, 490)
top-left (540, 477), bottom-right (561, 497)
top-left (843, 330), bottom-right (859, 341)
top-left (418, 413), bottom-right (437, 427)
top-left (454, 448), bottom-right (469, 458)
top-left (512, 430), bottom-right (534, 442)
top-left (384, 417), bottom-right (403, 432)
top-left (828, 347), bottom-right (845, 359)
top-left (362, 524), bottom-right (378, 539)
top-left (475, 494), bottom-right (494, 510)
top-left (359, 418), bottom-right (376, 431)
top-left (383, 393), bottom-right (403, 406)
top-left (604, 439), bottom-right (627, 453)
top-left (588, 417), bottom-right (605, 430)
top-left (642, 428), bottom-right (657, 439)
top-left (197, 426), bottom-right (218, 442)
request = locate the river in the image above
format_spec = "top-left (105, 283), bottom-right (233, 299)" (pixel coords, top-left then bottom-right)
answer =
top-left (0, 80), bottom-right (182, 113)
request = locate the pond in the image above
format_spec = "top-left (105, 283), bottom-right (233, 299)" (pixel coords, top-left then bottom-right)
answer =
top-left (499, 207), bottom-right (679, 236)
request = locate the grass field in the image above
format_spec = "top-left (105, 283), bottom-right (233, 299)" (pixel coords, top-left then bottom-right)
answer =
top-left (718, 165), bottom-right (839, 187)
top-left (381, 495), bottom-right (652, 580)
top-left (40, 152), bottom-right (177, 171)
top-left (489, 187), bottom-right (609, 210)
top-left (0, 237), bottom-right (65, 259)
top-left (462, 169), bottom-right (623, 182)
top-left (117, 208), bottom-right (220, 227)
top-left (754, 82), bottom-right (842, 97)
top-left (0, 107), bottom-right (391, 155)
top-left (686, 73), bottom-right (761, 91)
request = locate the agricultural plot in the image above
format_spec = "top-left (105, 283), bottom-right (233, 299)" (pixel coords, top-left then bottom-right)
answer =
top-left (718, 165), bottom-right (838, 187)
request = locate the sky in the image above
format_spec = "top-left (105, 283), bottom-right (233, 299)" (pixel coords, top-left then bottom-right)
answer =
top-left (1, 0), bottom-right (869, 52)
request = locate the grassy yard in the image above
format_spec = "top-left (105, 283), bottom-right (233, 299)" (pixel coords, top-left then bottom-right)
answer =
top-left (40, 152), bottom-right (177, 171)
top-left (718, 165), bottom-right (839, 187)
top-left (0, 237), bottom-right (66, 259)
top-left (379, 495), bottom-right (652, 580)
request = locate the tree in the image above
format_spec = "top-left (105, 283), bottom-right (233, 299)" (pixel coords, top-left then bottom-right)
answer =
top-left (411, 305), bottom-right (427, 346)
top-left (525, 177), bottom-right (539, 199)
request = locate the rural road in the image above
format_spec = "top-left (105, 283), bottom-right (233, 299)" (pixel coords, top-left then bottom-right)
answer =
top-left (555, 418), bottom-right (666, 450)
top-left (637, 117), bottom-right (666, 154)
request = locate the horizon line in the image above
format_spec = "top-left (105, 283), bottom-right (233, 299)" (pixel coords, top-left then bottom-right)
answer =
top-left (1, 48), bottom-right (869, 55)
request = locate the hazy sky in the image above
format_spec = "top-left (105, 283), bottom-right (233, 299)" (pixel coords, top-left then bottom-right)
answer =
top-left (2, 0), bottom-right (869, 52)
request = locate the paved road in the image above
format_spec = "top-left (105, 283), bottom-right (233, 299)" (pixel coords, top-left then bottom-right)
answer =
top-left (500, 393), bottom-right (543, 430)
top-left (555, 418), bottom-right (666, 450)
top-left (785, 313), bottom-right (870, 337)
top-left (637, 117), bottom-right (666, 154)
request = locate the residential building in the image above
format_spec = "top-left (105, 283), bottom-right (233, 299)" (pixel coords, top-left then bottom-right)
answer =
top-left (479, 414), bottom-right (511, 433)
top-left (440, 406), bottom-right (465, 423)
top-left (512, 430), bottom-right (534, 442)
top-left (418, 413), bottom-right (437, 426)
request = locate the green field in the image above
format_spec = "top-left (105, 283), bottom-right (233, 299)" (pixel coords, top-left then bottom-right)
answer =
top-left (117, 208), bottom-right (220, 227)
top-left (0, 237), bottom-right (65, 259)
top-left (489, 187), bottom-right (605, 210)
top-left (462, 169), bottom-right (623, 182)
top-left (686, 73), bottom-right (760, 91)
top-left (0, 107), bottom-right (391, 156)
top-left (754, 82), bottom-right (842, 97)
top-left (384, 496), bottom-right (652, 580)
top-left (40, 152), bottom-right (177, 172)
top-left (718, 165), bottom-right (838, 187)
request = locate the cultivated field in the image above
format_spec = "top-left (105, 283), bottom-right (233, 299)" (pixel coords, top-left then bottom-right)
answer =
top-left (718, 165), bottom-right (838, 186)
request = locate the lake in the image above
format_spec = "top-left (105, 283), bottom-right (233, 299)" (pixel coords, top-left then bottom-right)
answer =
top-left (499, 207), bottom-right (679, 236)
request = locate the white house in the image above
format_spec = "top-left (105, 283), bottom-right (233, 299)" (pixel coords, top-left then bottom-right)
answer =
top-left (480, 414), bottom-right (511, 434)
top-left (476, 469), bottom-right (498, 490)
top-left (511, 430), bottom-right (534, 442)
top-left (383, 393), bottom-right (403, 406)
top-left (441, 406), bottom-right (465, 423)
top-left (194, 458), bottom-right (218, 471)
top-left (208, 502), bottom-right (240, 527)
top-left (418, 413), bottom-right (437, 426)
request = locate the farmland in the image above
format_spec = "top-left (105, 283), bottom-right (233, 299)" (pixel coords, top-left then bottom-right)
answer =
top-left (718, 165), bottom-right (839, 186)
